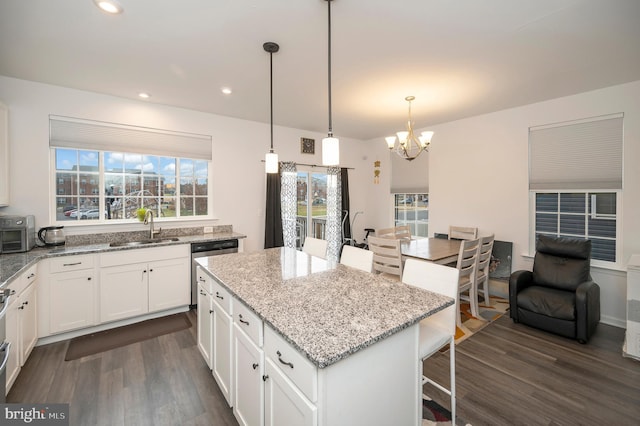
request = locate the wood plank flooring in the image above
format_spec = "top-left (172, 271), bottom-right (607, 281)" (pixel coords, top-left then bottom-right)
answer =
top-left (424, 315), bottom-right (640, 425)
top-left (8, 310), bottom-right (639, 426)
top-left (7, 310), bottom-right (238, 426)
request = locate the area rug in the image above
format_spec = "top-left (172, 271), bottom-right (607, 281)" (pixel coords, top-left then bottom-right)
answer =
top-left (65, 313), bottom-right (191, 361)
top-left (455, 295), bottom-right (509, 344)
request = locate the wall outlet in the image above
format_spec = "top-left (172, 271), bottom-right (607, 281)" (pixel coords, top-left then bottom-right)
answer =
top-left (204, 226), bottom-right (213, 233)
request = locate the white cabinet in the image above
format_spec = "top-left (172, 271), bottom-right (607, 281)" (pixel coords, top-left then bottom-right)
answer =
top-left (5, 264), bottom-right (38, 393)
top-left (264, 357), bottom-right (317, 426)
top-left (234, 322), bottom-right (264, 426)
top-left (0, 100), bottom-right (9, 206)
top-left (100, 245), bottom-right (189, 323)
top-left (197, 282), bottom-right (213, 368)
top-left (39, 254), bottom-right (97, 336)
top-left (212, 281), bottom-right (233, 407)
top-left (233, 297), bottom-right (264, 426)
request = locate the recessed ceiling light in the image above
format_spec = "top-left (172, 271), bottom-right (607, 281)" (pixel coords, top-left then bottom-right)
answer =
top-left (221, 87), bottom-right (232, 95)
top-left (94, 0), bottom-right (123, 14)
top-left (138, 92), bottom-right (151, 99)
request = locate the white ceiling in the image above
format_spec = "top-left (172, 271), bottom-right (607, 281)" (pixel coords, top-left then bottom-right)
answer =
top-left (1, 0), bottom-right (639, 141)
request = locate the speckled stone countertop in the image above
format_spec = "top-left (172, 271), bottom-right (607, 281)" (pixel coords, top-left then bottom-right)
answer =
top-left (0, 228), bottom-right (245, 289)
top-left (196, 247), bottom-right (454, 369)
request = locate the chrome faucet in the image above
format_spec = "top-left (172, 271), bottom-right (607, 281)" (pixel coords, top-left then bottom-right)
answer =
top-left (143, 209), bottom-right (161, 239)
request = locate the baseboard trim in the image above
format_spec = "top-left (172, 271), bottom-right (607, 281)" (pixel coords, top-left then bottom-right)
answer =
top-left (36, 306), bottom-right (190, 346)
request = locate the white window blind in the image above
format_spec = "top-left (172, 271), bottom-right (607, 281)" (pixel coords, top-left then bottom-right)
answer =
top-left (50, 116), bottom-right (212, 160)
top-left (529, 114), bottom-right (623, 190)
top-left (390, 150), bottom-right (429, 193)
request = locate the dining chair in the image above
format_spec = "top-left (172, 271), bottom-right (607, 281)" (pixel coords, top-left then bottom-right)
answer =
top-left (474, 234), bottom-right (495, 311)
top-left (339, 245), bottom-right (374, 273)
top-left (455, 238), bottom-right (480, 327)
top-left (302, 236), bottom-right (328, 259)
top-left (402, 259), bottom-right (459, 423)
top-left (375, 225), bottom-right (411, 240)
top-left (368, 235), bottom-right (403, 280)
top-left (448, 226), bottom-right (478, 241)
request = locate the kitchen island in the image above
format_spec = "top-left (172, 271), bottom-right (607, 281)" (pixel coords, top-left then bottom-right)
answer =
top-left (195, 247), bottom-right (454, 426)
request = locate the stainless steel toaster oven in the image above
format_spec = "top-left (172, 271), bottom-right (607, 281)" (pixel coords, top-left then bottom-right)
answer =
top-left (0, 215), bottom-right (35, 253)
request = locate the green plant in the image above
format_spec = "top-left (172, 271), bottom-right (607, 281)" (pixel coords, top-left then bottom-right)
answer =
top-left (136, 207), bottom-right (148, 222)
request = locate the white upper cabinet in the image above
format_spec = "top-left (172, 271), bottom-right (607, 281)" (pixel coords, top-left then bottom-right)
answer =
top-left (0, 100), bottom-right (9, 206)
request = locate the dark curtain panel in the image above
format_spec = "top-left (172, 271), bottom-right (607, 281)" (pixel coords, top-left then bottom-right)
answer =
top-left (341, 167), bottom-right (351, 241)
top-left (264, 166), bottom-right (284, 249)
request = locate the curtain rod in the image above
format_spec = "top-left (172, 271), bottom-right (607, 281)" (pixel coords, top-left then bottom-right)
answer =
top-left (261, 160), bottom-right (354, 170)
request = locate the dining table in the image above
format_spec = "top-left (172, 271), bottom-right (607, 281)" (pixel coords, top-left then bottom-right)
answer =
top-left (400, 237), bottom-right (461, 264)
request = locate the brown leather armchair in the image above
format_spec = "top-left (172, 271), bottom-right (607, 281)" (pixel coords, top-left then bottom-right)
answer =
top-left (509, 235), bottom-right (600, 343)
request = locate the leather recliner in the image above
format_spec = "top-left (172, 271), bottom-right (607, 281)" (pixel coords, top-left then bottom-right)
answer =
top-left (509, 235), bottom-right (600, 343)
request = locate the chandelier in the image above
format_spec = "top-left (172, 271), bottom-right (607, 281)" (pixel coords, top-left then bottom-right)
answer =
top-left (385, 96), bottom-right (434, 161)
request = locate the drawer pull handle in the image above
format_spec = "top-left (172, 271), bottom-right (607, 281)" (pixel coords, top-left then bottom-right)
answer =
top-left (27, 273), bottom-right (35, 279)
top-left (238, 314), bottom-right (249, 326)
top-left (63, 262), bottom-right (82, 266)
top-left (198, 277), bottom-right (206, 282)
top-left (215, 292), bottom-right (224, 300)
top-left (252, 363), bottom-right (259, 370)
top-left (209, 309), bottom-right (214, 314)
top-left (262, 374), bottom-right (269, 382)
top-left (277, 351), bottom-right (294, 369)
top-left (200, 290), bottom-right (206, 296)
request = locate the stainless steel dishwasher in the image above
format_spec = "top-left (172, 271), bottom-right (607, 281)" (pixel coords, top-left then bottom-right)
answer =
top-left (191, 240), bottom-right (238, 307)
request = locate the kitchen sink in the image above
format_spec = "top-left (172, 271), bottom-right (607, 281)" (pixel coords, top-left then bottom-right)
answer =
top-left (109, 237), bottom-right (180, 247)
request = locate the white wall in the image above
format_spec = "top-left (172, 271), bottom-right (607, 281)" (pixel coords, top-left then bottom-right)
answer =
top-left (366, 80), bottom-right (640, 327)
top-left (0, 76), bottom-right (370, 253)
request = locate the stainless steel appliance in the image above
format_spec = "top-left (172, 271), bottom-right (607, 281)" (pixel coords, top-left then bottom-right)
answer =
top-left (0, 215), bottom-right (35, 253)
top-left (0, 288), bottom-right (13, 403)
top-left (38, 225), bottom-right (66, 246)
top-left (191, 240), bottom-right (238, 307)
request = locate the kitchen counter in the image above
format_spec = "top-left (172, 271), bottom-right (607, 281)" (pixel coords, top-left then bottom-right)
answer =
top-left (196, 247), bottom-right (454, 368)
top-left (0, 230), bottom-right (245, 289)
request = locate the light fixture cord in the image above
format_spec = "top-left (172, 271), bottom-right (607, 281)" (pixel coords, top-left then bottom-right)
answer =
top-left (327, 0), bottom-right (333, 137)
top-left (269, 50), bottom-right (274, 150)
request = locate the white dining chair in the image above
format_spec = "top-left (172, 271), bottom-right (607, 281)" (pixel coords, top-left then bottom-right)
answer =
top-left (302, 236), bottom-right (328, 259)
top-left (455, 238), bottom-right (480, 327)
top-left (449, 226), bottom-right (478, 241)
top-left (402, 258), bottom-right (459, 423)
top-left (368, 235), bottom-right (403, 280)
top-left (375, 225), bottom-right (411, 240)
top-left (474, 234), bottom-right (495, 310)
top-left (340, 245), bottom-right (374, 273)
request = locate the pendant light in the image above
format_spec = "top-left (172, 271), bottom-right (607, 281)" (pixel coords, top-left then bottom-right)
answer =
top-left (264, 42), bottom-right (280, 174)
top-left (322, 0), bottom-right (340, 166)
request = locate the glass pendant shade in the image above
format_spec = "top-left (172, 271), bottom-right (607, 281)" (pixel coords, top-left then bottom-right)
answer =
top-left (385, 136), bottom-right (396, 149)
top-left (265, 150), bottom-right (278, 174)
top-left (322, 136), bottom-right (340, 166)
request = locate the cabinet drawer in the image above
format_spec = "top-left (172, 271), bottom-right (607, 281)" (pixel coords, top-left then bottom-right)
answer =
top-left (196, 266), bottom-right (213, 294)
top-left (7, 263), bottom-right (37, 296)
top-left (49, 255), bottom-right (95, 273)
top-left (264, 326), bottom-right (317, 403)
top-left (211, 278), bottom-right (231, 315)
top-left (233, 298), bottom-right (263, 347)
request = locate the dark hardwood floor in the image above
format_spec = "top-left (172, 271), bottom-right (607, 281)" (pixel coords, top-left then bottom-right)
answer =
top-left (7, 310), bottom-right (238, 426)
top-left (424, 315), bottom-right (640, 425)
top-left (8, 310), bottom-right (639, 426)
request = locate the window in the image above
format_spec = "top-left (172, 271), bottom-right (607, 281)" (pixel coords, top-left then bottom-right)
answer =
top-left (394, 193), bottom-right (428, 237)
top-left (296, 171), bottom-right (328, 247)
top-left (534, 192), bottom-right (618, 262)
top-left (50, 116), bottom-right (212, 224)
top-left (529, 114), bottom-right (622, 265)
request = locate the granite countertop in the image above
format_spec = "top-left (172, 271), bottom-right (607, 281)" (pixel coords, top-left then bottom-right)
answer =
top-left (0, 230), bottom-right (246, 289)
top-left (196, 247), bottom-right (454, 369)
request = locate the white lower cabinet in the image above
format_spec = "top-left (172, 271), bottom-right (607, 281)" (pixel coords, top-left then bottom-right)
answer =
top-left (39, 254), bottom-right (98, 336)
top-left (100, 245), bottom-right (190, 323)
top-left (264, 357), bottom-right (317, 426)
top-left (233, 323), bottom-right (264, 426)
top-left (212, 292), bottom-right (233, 406)
top-left (6, 264), bottom-right (38, 393)
top-left (197, 282), bottom-right (213, 368)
